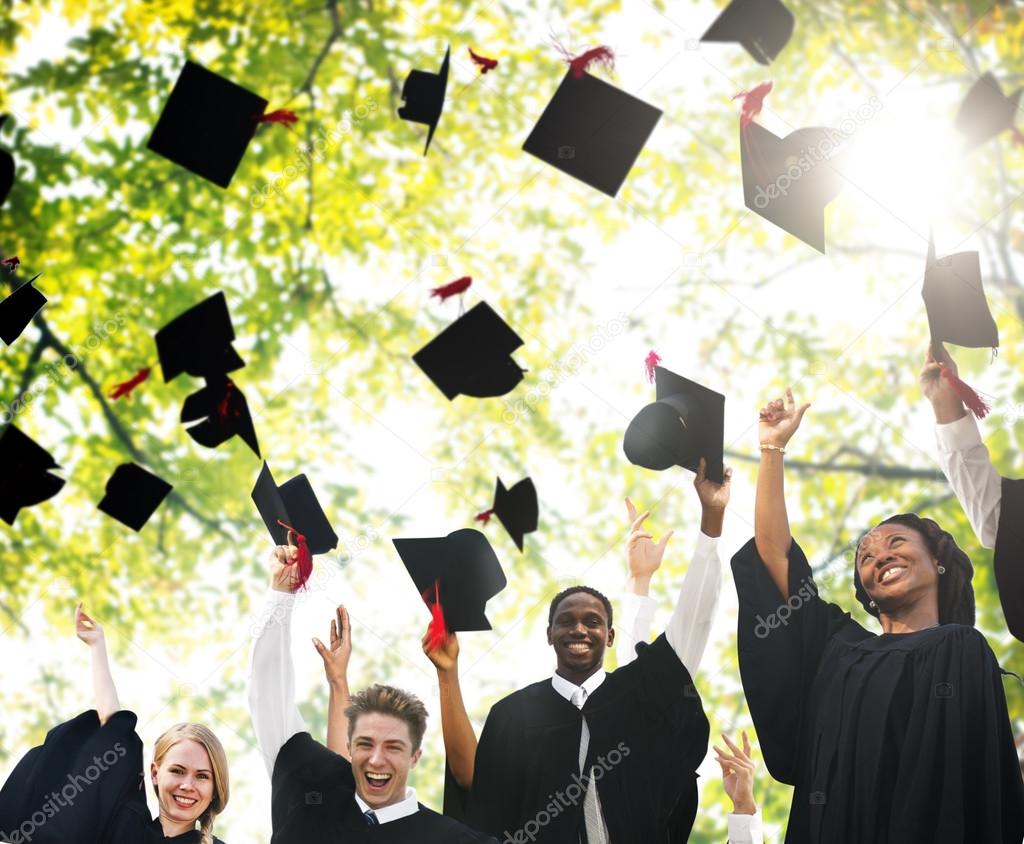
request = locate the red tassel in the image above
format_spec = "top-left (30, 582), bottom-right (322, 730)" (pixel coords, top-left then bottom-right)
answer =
top-left (257, 109), bottom-right (300, 127)
top-left (218, 380), bottom-right (241, 419)
top-left (277, 519), bottom-right (314, 591)
top-left (424, 580), bottom-right (448, 651)
top-left (733, 81), bottom-right (773, 129)
top-left (475, 507), bottom-right (495, 525)
top-left (644, 350), bottom-right (661, 384)
top-left (108, 367), bottom-right (151, 401)
top-left (468, 47), bottom-right (499, 74)
top-left (430, 276), bottom-right (472, 301)
top-left (940, 364), bottom-right (991, 419)
top-left (1, 255), bottom-right (19, 272)
top-left (552, 38), bottom-right (615, 80)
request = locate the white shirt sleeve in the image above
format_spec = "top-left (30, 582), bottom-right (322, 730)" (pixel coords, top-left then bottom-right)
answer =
top-left (615, 592), bottom-right (656, 667)
top-left (727, 809), bottom-right (764, 844)
top-left (665, 532), bottom-right (722, 677)
top-left (248, 589), bottom-right (308, 778)
top-left (934, 414), bottom-right (1002, 548)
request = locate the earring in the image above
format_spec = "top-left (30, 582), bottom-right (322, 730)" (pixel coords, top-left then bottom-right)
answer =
top-left (869, 600), bottom-right (877, 608)
top-left (937, 565), bottom-right (946, 575)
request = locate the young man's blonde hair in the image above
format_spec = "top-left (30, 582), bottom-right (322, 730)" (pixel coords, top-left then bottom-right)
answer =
top-left (345, 684), bottom-right (428, 751)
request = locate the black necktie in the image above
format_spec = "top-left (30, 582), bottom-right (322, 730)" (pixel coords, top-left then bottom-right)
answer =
top-left (364, 809), bottom-right (379, 826)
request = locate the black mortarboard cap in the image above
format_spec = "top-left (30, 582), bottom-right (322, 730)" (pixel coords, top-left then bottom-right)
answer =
top-left (741, 121), bottom-right (844, 253)
top-left (251, 462), bottom-right (338, 555)
top-left (623, 365), bottom-right (725, 484)
top-left (147, 60), bottom-right (268, 188)
top-left (155, 292), bottom-right (246, 383)
top-left (398, 46), bottom-right (450, 155)
top-left (484, 476), bottom-right (538, 553)
top-left (393, 528), bottom-right (507, 632)
top-left (97, 463), bottom-right (173, 531)
top-left (180, 375), bottom-right (261, 458)
top-left (413, 301), bottom-right (525, 400)
top-left (523, 70), bottom-right (663, 198)
top-left (922, 233), bottom-right (999, 352)
top-left (0, 425), bottom-right (65, 525)
top-left (955, 72), bottom-right (1022, 150)
top-left (700, 0), bottom-right (795, 65)
top-left (0, 115), bottom-right (13, 208)
top-left (0, 273), bottom-right (45, 345)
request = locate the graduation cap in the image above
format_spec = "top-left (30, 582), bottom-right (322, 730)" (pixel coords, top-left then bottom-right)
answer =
top-left (147, 60), bottom-right (269, 188)
top-left (155, 292), bottom-right (245, 383)
top-left (700, 0), bottom-right (795, 65)
top-left (475, 476), bottom-right (538, 552)
top-left (398, 46), bottom-right (450, 155)
top-left (741, 121), bottom-right (844, 253)
top-left (0, 115), bottom-right (13, 208)
top-left (394, 528), bottom-right (507, 636)
top-left (523, 70), bottom-right (663, 197)
top-left (922, 233), bottom-right (998, 418)
top-left (413, 301), bottom-right (525, 400)
top-left (955, 72), bottom-right (1023, 150)
top-left (0, 273), bottom-right (45, 345)
top-left (0, 425), bottom-right (65, 525)
top-left (97, 463), bottom-right (173, 531)
top-left (623, 365), bottom-right (725, 484)
top-left (180, 375), bottom-right (261, 457)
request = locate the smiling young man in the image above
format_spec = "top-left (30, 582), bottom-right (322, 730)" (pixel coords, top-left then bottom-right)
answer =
top-left (426, 459), bottom-right (731, 843)
top-left (248, 545), bottom-right (497, 843)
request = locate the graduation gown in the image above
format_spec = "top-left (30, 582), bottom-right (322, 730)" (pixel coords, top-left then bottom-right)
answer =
top-left (994, 477), bottom-right (1024, 642)
top-left (453, 633), bottom-right (709, 844)
top-left (270, 732), bottom-right (496, 844)
top-left (732, 537), bottom-right (1024, 843)
top-left (0, 709), bottom-right (225, 844)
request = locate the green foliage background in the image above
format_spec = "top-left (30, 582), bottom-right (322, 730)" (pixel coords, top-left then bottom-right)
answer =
top-left (1, 0), bottom-right (1022, 841)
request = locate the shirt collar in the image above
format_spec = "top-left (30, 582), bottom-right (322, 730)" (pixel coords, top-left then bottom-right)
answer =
top-left (353, 787), bottom-right (419, 823)
top-left (550, 668), bottom-right (607, 705)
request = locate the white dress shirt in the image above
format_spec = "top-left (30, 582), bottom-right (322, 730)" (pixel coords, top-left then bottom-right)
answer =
top-left (934, 413), bottom-right (1003, 547)
top-left (247, 589), bottom-right (419, 825)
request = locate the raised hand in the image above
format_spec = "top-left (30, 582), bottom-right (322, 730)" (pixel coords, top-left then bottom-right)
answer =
top-left (714, 731), bottom-right (758, 815)
top-left (75, 602), bottom-right (105, 648)
top-left (625, 496), bottom-right (673, 582)
top-left (694, 457), bottom-right (732, 511)
top-left (269, 544), bottom-right (300, 593)
top-left (313, 605), bottom-right (351, 688)
top-left (920, 345), bottom-right (966, 422)
top-left (422, 630), bottom-right (460, 674)
top-left (758, 387), bottom-right (810, 449)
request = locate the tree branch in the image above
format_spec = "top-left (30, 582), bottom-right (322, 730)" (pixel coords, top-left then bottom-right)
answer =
top-left (724, 448), bottom-right (945, 480)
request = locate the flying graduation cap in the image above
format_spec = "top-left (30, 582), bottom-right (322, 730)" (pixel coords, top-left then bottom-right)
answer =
top-left (0, 273), bottom-right (45, 345)
top-left (0, 115), bottom-right (13, 208)
top-left (740, 121), bottom-right (844, 253)
top-left (624, 365), bottom-right (725, 484)
top-left (701, 0), bottom-right (795, 65)
top-left (181, 375), bottom-right (261, 457)
top-left (922, 233), bottom-right (998, 418)
top-left (955, 72), bottom-right (1023, 151)
top-left (0, 425), bottom-right (65, 525)
top-left (523, 68), bottom-right (662, 197)
top-left (398, 46), bottom-right (450, 155)
top-left (148, 60), bottom-right (277, 188)
top-left (155, 292), bottom-right (245, 383)
top-left (252, 462), bottom-right (338, 591)
top-left (475, 476), bottom-right (538, 552)
top-left (394, 528), bottom-right (507, 643)
top-left (413, 301), bottom-right (526, 400)
top-left (97, 463), bottom-right (173, 531)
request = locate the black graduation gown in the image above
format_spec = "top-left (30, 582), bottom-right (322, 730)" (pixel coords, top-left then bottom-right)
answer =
top-left (269, 731), bottom-right (497, 844)
top-left (993, 476), bottom-right (1024, 642)
top-left (732, 537), bottom-right (1024, 843)
top-left (0, 709), bottom-right (225, 844)
top-left (452, 633), bottom-right (709, 844)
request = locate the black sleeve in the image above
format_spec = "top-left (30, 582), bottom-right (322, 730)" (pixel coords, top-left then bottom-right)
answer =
top-left (993, 477), bottom-right (1024, 642)
top-left (731, 537), bottom-right (862, 785)
top-left (465, 702), bottom-right (524, 840)
top-left (442, 760), bottom-right (470, 823)
top-left (270, 732), bottom-right (354, 832)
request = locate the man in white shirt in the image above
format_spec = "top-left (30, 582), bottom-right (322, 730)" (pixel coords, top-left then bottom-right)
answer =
top-left (248, 546), bottom-right (497, 843)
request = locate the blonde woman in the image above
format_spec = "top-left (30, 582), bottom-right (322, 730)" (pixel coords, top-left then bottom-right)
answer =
top-left (0, 605), bottom-right (229, 844)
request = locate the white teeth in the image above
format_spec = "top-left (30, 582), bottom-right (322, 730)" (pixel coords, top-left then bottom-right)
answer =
top-left (881, 566), bottom-right (906, 584)
top-left (173, 796), bottom-right (197, 806)
top-left (366, 773), bottom-right (391, 782)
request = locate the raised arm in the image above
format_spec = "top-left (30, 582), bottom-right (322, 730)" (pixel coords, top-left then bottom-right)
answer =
top-left (423, 632), bottom-right (477, 789)
top-left (616, 497), bottom-right (672, 666)
top-left (755, 388), bottom-right (810, 600)
top-left (714, 731), bottom-right (763, 844)
top-left (75, 603), bottom-right (120, 725)
top-left (313, 605), bottom-right (352, 760)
